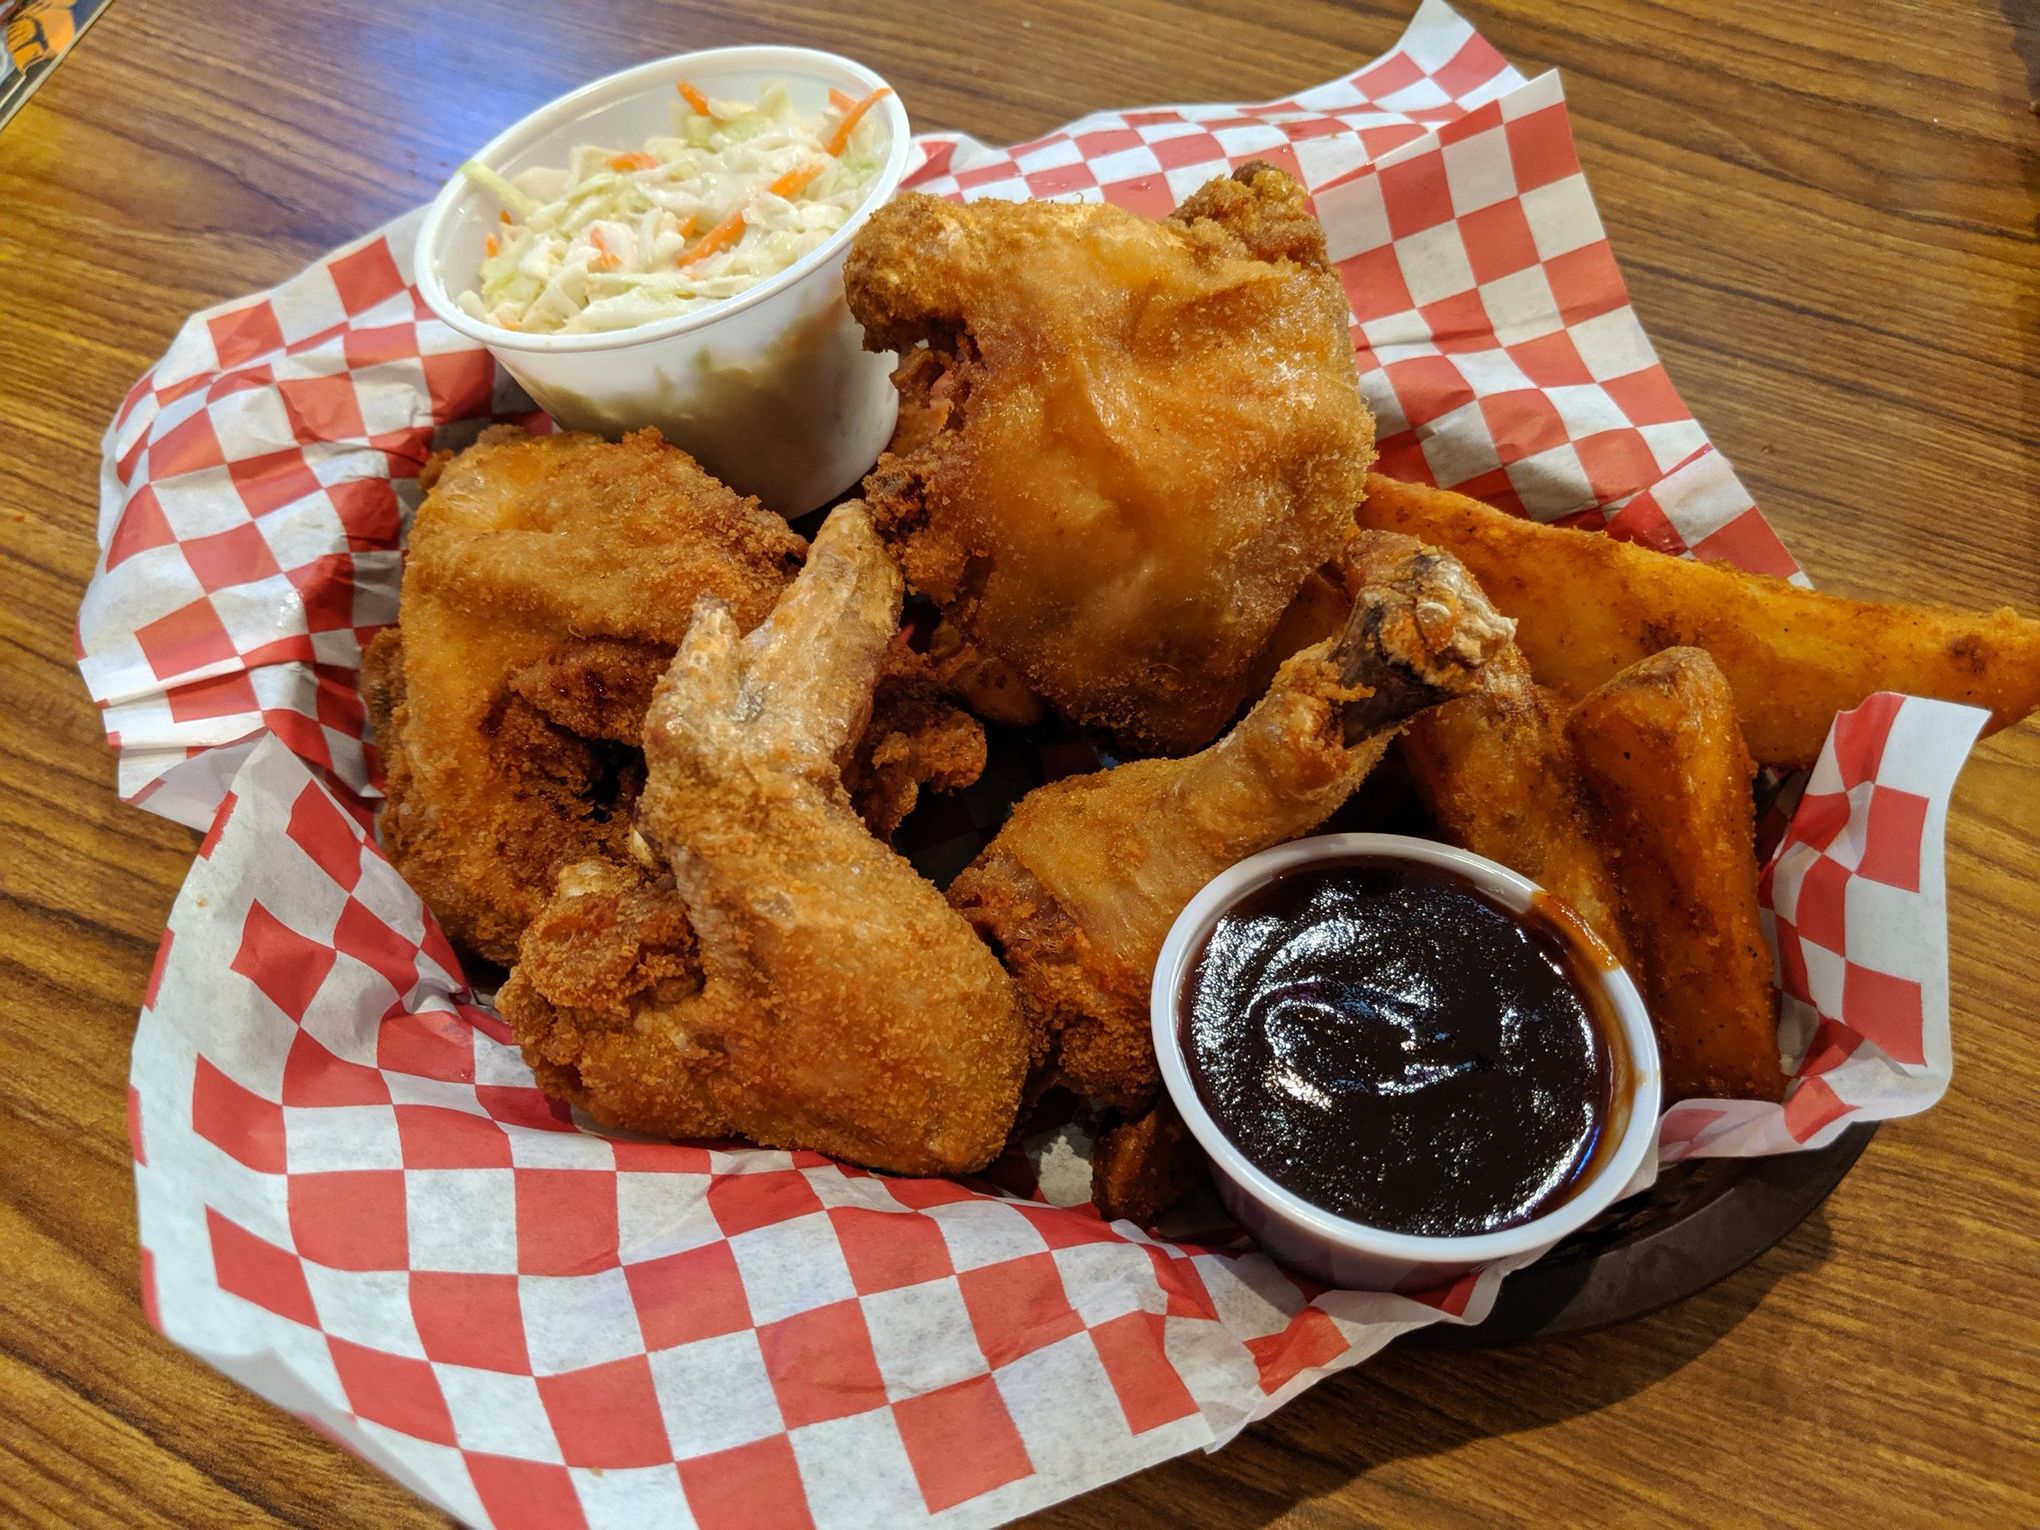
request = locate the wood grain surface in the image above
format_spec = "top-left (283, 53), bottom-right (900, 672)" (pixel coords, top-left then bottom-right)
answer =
top-left (2, 0), bottom-right (2035, 1524)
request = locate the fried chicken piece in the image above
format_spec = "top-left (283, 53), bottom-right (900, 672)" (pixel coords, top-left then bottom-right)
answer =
top-left (1570, 649), bottom-right (1783, 1102)
top-left (846, 640), bottom-right (992, 839)
top-left (505, 637), bottom-right (674, 743)
top-left (499, 858), bottom-right (731, 1136)
top-left (499, 860), bottom-right (728, 1133)
top-left (372, 426), bottom-right (804, 962)
top-left (1090, 1099), bottom-right (1204, 1226)
top-left (921, 614), bottom-right (1045, 728)
top-left (846, 163), bottom-right (1377, 754)
top-left (500, 505), bottom-right (1031, 1174)
top-left (949, 532), bottom-right (1514, 1117)
top-left (1400, 648), bottom-right (1635, 969)
top-left (368, 626), bottom-right (655, 961)
top-left (370, 426), bottom-right (986, 965)
top-left (510, 859), bottom-right (698, 1011)
top-left (1359, 473), bottom-right (2040, 767)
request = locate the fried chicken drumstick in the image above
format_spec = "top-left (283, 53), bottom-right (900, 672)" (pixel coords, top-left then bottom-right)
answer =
top-left (1400, 647), bottom-right (1634, 971)
top-left (499, 505), bottom-right (1031, 1175)
top-left (949, 533), bottom-right (1515, 1145)
top-left (846, 163), bottom-right (1377, 754)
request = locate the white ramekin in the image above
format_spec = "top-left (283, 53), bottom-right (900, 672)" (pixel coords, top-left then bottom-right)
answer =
top-left (1151, 833), bottom-right (1662, 1292)
top-left (413, 47), bottom-right (913, 517)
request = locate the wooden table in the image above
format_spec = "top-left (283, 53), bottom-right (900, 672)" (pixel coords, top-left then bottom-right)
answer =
top-left (3, 0), bottom-right (2034, 1523)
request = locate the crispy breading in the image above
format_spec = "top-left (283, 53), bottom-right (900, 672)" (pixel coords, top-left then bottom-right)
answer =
top-left (950, 533), bottom-right (1512, 1116)
top-left (845, 163), bottom-right (1375, 754)
top-left (496, 860), bottom-right (721, 1133)
top-left (505, 638), bottom-right (674, 743)
top-left (500, 507), bottom-right (1031, 1175)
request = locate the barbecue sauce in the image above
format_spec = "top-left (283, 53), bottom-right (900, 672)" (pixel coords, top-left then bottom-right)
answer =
top-left (1180, 858), bottom-right (1622, 1238)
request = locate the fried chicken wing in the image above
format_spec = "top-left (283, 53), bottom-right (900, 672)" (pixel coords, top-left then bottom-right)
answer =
top-left (500, 505), bottom-right (1031, 1175)
top-left (846, 163), bottom-right (1377, 754)
top-left (949, 532), bottom-right (1514, 1122)
top-left (368, 426), bottom-right (983, 964)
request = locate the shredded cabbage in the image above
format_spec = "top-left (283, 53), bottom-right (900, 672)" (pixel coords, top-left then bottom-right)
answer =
top-left (453, 80), bottom-right (888, 335)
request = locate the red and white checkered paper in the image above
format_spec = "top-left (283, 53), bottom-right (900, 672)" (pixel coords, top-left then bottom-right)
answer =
top-left (87, 3), bottom-right (1991, 1524)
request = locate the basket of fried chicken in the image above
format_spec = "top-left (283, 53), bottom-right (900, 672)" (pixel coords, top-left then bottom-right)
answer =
top-left (358, 162), bottom-right (2040, 1254)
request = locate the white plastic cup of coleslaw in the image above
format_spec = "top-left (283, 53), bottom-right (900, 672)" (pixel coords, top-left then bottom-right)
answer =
top-left (414, 47), bottom-right (913, 517)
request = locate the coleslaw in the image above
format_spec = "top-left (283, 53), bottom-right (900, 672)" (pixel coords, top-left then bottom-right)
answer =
top-left (453, 79), bottom-right (891, 335)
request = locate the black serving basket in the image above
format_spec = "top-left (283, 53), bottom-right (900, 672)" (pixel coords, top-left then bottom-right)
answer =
top-left (1414, 1123), bottom-right (1876, 1345)
top-left (902, 715), bottom-right (1871, 1342)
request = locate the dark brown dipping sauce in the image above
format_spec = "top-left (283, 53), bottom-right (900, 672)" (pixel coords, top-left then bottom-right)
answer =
top-left (1181, 857), bottom-right (1619, 1239)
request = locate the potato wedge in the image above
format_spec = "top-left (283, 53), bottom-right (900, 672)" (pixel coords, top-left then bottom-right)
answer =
top-left (1359, 474), bottom-right (2040, 768)
top-left (1401, 654), bottom-right (1634, 970)
top-left (1569, 648), bottom-right (1783, 1103)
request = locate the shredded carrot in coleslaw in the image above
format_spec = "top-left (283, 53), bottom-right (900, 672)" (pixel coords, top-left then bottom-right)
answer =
top-left (824, 87), bottom-right (890, 157)
top-left (453, 78), bottom-right (891, 334)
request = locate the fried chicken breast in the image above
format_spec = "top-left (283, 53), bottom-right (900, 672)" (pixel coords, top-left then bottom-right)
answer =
top-left (845, 162), bottom-right (1377, 755)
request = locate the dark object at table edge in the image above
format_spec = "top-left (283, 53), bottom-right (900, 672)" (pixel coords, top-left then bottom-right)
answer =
top-left (1405, 1121), bottom-right (1877, 1348)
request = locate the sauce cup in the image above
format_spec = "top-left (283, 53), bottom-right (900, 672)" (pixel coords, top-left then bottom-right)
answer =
top-left (413, 46), bottom-right (913, 517)
top-left (1151, 832), bottom-right (1662, 1293)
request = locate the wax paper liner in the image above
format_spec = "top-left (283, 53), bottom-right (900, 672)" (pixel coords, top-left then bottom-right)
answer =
top-left (87, 4), bottom-right (1991, 1525)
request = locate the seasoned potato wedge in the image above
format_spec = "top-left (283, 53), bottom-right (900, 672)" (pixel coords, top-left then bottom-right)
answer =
top-left (1569, 648), bottom-right (1782, 1104)
top-left (1359, 474), bottom-right (2040, 768)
